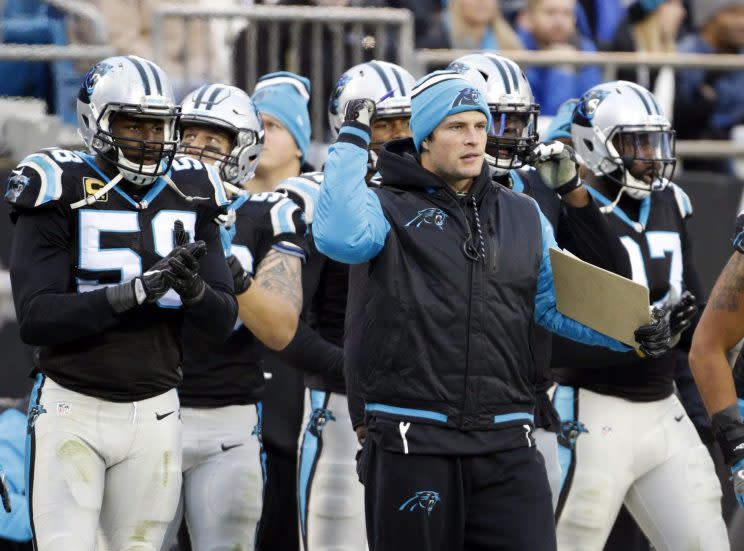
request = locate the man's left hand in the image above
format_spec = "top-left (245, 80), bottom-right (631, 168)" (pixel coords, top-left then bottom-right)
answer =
top-left (164, 241), bottom-right (208, 305)
top-left (634, 308), bottom-right (671, 358)
top-left (526, 141), bottom-right (582, 196)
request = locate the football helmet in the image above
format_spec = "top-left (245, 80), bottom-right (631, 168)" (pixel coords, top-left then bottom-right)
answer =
top-left (572, 80), bottom-right (675, 199)
top-left (76, 55), bottom-right (179, 186)
top-left (180, 84), bottom-right (264, 186)
top-left (448, 53), bottom-right (539, 171)
top-left (328, 60), bottom-right (415, 145)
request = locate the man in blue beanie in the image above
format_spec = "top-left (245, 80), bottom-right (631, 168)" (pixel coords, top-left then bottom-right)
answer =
top-left (313, 70), bottom-right (672, 550)
top-left (250, 71), bottom-right (313, 193)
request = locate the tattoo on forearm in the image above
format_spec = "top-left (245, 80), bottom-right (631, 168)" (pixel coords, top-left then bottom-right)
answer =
top-left (711, 254), bottom-right (744, 312)
top-left (254, 249), bottom-right (303, 313)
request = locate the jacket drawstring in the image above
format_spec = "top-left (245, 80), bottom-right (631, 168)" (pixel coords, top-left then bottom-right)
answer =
top-left (471, 193), bottom-right (486, 263)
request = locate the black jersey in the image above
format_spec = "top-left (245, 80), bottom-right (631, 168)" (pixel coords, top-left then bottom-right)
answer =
top-left (275, 173), bottom-right (347, 394)
top-left (552, 182), bottom-right (703, 401)
top-left (179, 190), bottom-right (307, 408)
top-left (6, 149), bottom-right (236, 402)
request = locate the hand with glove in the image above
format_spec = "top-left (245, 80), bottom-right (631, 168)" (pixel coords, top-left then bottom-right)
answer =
top-left (0, 466), bottom-right (10, 513)
top-left (526, 141), bottom-right (582, 197)
top-left (667, 291), bottom-right (698, 347)
top-left (633, 307), bottom-right (672, 358)
top-left (712, 404), bottom-right (744, 508)
top-left (105, 247), bottom-right (175, 314)
top-left (163, 241), bottom-right (208, 306)
top-left (226, 254), bottom-right (253, 295)
top-left (344, 98), bottom-right (376, 128)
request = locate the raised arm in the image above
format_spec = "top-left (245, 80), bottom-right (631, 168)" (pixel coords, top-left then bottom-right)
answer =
top-left (313, 105), bottom-right (390, 264)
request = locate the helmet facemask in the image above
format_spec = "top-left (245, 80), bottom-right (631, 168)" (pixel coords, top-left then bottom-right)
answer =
top-left (179, 118), bottom-right (263, 187)
top-left (602, 124), bottom-right (676, 199)
top-left (93, 103), bottom-right (180, 187)
top-left (485, 103), bottom-right (539, 171)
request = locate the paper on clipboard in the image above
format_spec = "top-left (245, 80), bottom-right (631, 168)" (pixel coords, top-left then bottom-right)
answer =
top-left (550, 248), bottom-right (650, 347)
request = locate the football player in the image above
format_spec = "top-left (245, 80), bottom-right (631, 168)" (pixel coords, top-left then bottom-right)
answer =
top-left (164, 83), bottom-right (308, 550)
top-left (447, 52), bottom-right (632, 510)
top-left (291, 60), bottom-right (415, 551)
top-left (552, 81), bottom-right (728, 550)
top-left (689, 212), bottom-right (744, 518)
top-left (6, 56), bottom-right (237, 550)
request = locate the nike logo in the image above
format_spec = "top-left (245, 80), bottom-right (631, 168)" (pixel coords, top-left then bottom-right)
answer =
top-left (221, 443), bottom-right (244, 452)
top-left (156, 411), bottom-right (175, 421)
top-left (674, 414), bottom-right (685, 422)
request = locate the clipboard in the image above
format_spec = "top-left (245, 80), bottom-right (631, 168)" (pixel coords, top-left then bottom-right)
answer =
top-left (550, 248), bottom-right (650, 347)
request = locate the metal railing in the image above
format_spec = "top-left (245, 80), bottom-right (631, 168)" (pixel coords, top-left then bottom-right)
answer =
top-left (0, 44), bottom-right (114, 61)
top-left (414, 49), bottom-right (744, 79)
top-left (46, 0), bottom-right (110, 44)
top-left (152, 4), bottom-right (414, 137)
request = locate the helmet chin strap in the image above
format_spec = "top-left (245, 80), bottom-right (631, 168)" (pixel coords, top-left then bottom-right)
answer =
top-left (599, 185), bottom-right (626, 214)
top-left (622, 170), bottom-right (652, 200)
top-left (117, 149), bottom-right (160, 187)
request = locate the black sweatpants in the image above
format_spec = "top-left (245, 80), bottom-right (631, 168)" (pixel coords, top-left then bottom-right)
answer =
top-left (360, 440), bottom-right (556, 551)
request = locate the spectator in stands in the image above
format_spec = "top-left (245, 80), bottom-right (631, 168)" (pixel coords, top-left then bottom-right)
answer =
top-left (516, 0), bottom-right (602, 116)
top-left (575, 0), bottom-right (626, 44)
top-left (603, 0), bottom-right (687, 120)
top-left (675, 0), bottom-right (744, 172)
top-left (351, 0), bottom-right (442, 47)
top-left (419, 0), bottom-right (523, 51)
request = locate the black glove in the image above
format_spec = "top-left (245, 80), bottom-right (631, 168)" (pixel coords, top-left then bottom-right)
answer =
top-left (733, 210), bottom-right (744, 253)
top-left (633, 307), bottom-right (671, 358)
top-left (668, 292), bottom-right (698, 343)
top-left (712, 404), bottom-right (744, 508)
top-left (526, 141), bottom-right (582, 196)
top-left (105, 254), bottom-right (173, 313)
top-left (163, 241), bottom-right (208, 305)
top-left (344, 98), bottom-right (376, 127)
top-left (0, 467), bottom-right (11, 513)
top-left (226, 254), bottom-right (253, 295)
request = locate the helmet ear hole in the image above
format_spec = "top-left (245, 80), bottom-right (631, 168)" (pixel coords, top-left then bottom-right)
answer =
top-left (583, 139), bottom-right (594, 152)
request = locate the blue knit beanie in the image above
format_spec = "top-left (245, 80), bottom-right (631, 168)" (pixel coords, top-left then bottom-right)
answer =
top-left (544, 98), bottom-right (578, 142)
top-left (410, 70), bottom-right (491, 152)
top-left (252, 71), bottom-right (312, 162)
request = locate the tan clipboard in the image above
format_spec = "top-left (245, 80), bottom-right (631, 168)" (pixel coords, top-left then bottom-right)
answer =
top-left (550, 248), bottom-right (651, 347)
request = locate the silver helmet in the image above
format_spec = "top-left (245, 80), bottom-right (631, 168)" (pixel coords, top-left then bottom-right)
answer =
top-left (572, 80), bottom-right (675, 199)
top-left (328, 60), bottom-right (416, 142)
top-left (76, 55), bottom-right (179, 186)
top-left (179, 84), bottom-right (264, 186)
top-left (448, 53), bottom-right (539, 170)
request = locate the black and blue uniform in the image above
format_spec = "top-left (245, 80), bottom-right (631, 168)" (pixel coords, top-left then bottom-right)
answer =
top-left (314, 123), bottom-right (628, 550)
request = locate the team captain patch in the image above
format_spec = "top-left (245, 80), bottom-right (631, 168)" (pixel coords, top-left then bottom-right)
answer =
top-left (83, 177), bottom-right (108, 202)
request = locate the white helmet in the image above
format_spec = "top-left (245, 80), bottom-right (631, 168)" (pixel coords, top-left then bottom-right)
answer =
top-left (449, 53), bottom-right (539, 170)
top-left (76, 55), bottom-right (179, 186)
top-left (180, 84), bottom-right (264, 186)
top-left (328, 60), bottom-right (415, 142)
top-left (572, 81), bottom-right (675, 199)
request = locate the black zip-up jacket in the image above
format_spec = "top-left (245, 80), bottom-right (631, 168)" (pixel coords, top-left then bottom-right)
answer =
top-left (315, 124), bottom-right (626, 452)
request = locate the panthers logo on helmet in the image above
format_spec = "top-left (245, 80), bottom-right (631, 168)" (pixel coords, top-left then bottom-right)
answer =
top-left (448, 62), bottom-right (470, 75)
top-left (328, 73), bottom-right (353, 116)
top-left (576, 89), bottom-right (609, 123)
top-left (451, 88), bottom-right (481, 108)
top-left (80, 61), bottom-right (114, 103)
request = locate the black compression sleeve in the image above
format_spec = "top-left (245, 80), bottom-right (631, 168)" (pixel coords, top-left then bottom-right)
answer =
top-left (182, 216), bottom-right (237, 341)
top-left (10, 209), bottom-right (120, 346)
top-left (276, 319), bottom-right (343, 377)
top-left (560, 197), bottom-right (632, 277)
top-left (345, 348), bottom-right (365, 430)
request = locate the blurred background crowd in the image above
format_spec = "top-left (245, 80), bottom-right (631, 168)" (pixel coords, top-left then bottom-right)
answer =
top-left (2, 0), bottom-right (744, 549)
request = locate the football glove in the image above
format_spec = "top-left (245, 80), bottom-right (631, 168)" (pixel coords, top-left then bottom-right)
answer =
top-left (226, 254), bottom-right (253, 295)
top-left (0, 466), bottom-right (10, 513)
top-left (526, 141), bottom-right (582, 196)
top-left (344, 98), bottom-right (376, 128)
top-left (106, 254), bottom-right (172, 313)
top-left (667, 291), bottom-right (698, 346)
top-left (163, 241), bottom-right (208, 305)
top-left (712, 404), bottom-right (744, 508)
top-left (633, 307), bottom-right (671, 359)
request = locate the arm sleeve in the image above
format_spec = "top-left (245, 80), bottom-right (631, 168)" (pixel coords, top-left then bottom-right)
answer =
top-left (558, 196), bottom-right (632, 277)
top-left (313, 122), bottom-right (390, 264)
top-left (10, 208), bottom-right (120, 346)
top-left (275, 319), bottom-right (343, 377)
top-left (182, 214), bottom-right (238, 341)
top-left (346, 354), bottom-right (365, 430)
top-left (533, 207), bottom-right (632, 352)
